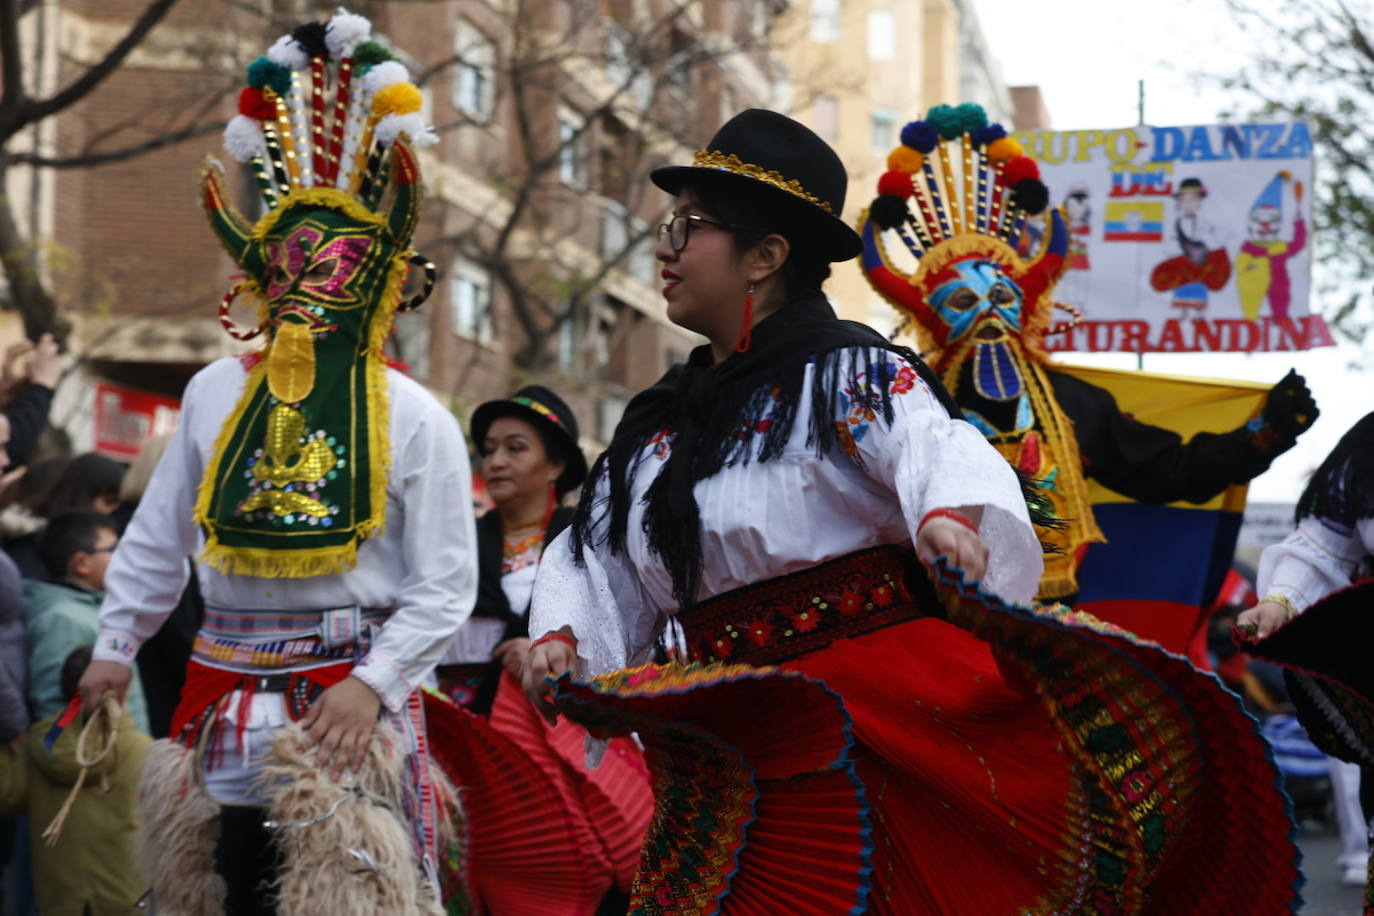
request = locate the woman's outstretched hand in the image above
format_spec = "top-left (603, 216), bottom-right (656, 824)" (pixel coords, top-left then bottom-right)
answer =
top-left (522, 631), bottom-right (577, 725)
top-left (1235, 600), bottom-right (1290, 641)
top-left (915, 510), bottom-right (989, 582)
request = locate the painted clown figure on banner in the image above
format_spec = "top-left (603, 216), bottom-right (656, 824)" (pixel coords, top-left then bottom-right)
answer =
top-left (1237, 171), bottom-right (1307, 321)
top-left (77, 13), bottom-right (476, 915)
top-left (857, 105), bottom-right (1320, 615)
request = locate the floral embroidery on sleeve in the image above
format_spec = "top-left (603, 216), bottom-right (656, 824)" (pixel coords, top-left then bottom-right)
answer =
top-left (835, 356), bottom-right (927, 468)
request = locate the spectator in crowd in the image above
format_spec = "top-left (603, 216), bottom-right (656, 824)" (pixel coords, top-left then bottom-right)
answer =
top-left (39, 453), bottom-right (124, 518)
top-left (23, 510), bottom-right (148, 732)
top-left (0, 334), bottom-right (61, 470)
top-left (115, 434), bottom-right (203, 738)
top-left (0, 645), bottom-right (151, 915)
top-left (0, 458), bottom-right (70, 580)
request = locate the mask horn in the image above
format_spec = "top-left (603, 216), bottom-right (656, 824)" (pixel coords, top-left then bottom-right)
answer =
top-left (1020, 207), bottom-right (1068, 303)
top-left (859, 210), bottom-right (921, 313)
top-left (383, 140), bottom-right (423, 246)
top-left (199, 157), bottom-right (253, 263)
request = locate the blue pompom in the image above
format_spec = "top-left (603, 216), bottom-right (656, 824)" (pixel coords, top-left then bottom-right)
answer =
top-left (900, 120), bottom-right (939, 153)
top-left (246, 57), bottom-right (292, 97)
top-left (971, 123), bottom-right (1008, 147)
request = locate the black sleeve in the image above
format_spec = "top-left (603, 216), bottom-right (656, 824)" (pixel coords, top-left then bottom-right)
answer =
top-left (1048, 370), bottom-right (1293, 505)
top-left (3, 383), bottom-right (53, 467)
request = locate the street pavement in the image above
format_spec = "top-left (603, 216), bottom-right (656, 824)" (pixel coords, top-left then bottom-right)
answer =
top-left (1300, 830), bottom-right (1365, 915)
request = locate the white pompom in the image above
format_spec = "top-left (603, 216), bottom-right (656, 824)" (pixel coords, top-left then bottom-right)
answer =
top-left (223, 115), bottom-right (267, 162)
top-left (267, 35), bottom-right (309, 71)
top-left (376, 113), bottom-right (438, 148)
top-left (325, 12), bottom-right (371, 58)
top-left (361, 61), bottom-right (409, 94)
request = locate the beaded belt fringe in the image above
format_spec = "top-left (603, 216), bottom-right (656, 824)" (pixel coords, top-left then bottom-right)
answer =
top-left (677, 545), bottom-right (941, 666)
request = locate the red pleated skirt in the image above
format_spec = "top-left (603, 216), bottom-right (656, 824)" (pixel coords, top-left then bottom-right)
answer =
top-left (426, 672), bottom-right (653, 915)
top-left (552, 549), bottom-right (1303, 915)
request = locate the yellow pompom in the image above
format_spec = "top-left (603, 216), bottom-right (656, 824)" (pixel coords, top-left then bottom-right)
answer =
top-left (372, 83), bottom-right (424, 117)
top-left (987, 137), bottom-right (1024, 166)
top-left (887, 146), bottom-right (923, 174)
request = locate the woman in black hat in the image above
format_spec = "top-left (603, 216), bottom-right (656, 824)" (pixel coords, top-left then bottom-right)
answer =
top-left (520, 109), bottom-right (1294, 914)
top-left (426, 386), bottom-right (651, 915)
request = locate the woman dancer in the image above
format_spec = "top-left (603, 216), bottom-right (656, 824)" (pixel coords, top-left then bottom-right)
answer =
top-left (428, 386), bottom-right (651, 914)
top-left (519, 109), bottom-right (1301, 915)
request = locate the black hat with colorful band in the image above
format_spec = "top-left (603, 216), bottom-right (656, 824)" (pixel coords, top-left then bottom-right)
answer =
top-left (471, 385), bottom-right (588, 497)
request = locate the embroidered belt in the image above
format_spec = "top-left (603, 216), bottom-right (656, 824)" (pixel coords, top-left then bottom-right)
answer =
top-left (677, 545), bottom-right (942, 667)
top-left (203, 603), bottom-right (390, 647)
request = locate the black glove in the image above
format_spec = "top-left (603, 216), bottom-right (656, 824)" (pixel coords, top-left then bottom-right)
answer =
top-left (1261, 369), bottom-right (1318, 440)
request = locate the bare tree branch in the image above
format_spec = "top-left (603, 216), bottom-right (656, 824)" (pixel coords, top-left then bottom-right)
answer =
top-left (9, 120), bottom-right (220, 169)
top-left (17, 0), bottom-right (181, 132)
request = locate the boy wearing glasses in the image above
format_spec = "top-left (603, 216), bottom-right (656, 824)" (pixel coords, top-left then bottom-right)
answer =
top-left (22, 509), bottom-right (147, 732)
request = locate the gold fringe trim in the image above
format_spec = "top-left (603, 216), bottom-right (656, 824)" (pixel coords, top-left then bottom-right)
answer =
top-left (691, 148), bottom-right (834, 213)
top-left (250, 186), bottom-right (389, 243)
top-left (200, 538), bottom-right (362, 579)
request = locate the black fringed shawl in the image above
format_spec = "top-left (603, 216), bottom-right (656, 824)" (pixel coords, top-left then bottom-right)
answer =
top-left (1295, 410), bottom-right (1374, 528)
top-left (571, 294), bottom-right (960, 609)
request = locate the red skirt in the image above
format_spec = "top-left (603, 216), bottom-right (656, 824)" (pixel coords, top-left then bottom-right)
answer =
top-left (552, 547), bottom-right (1302, 915)
top-left (426, 670), bottom-right (653, 915)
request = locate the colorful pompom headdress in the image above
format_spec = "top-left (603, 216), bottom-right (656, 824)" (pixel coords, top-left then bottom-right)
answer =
top-left (195, 12), bottom-right (439, 579)
top-left (857, 103), bottom-right (1102, 599)
top-left (857, 103), bottom-right (1075, 368)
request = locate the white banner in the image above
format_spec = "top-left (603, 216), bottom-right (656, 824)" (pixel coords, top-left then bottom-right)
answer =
top-left (1012, 122), bottom-right (1333, 353)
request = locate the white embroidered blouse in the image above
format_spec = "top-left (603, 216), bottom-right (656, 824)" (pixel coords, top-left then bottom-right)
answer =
top-left (529, 347), bottom-right (1043, 679)
top-left (1257, 516), bottom-right (1374, 613)
top-left (91, 357), bottom-right (479, 714)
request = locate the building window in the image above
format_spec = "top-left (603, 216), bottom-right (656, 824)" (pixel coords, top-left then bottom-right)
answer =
top-left (870, 109), bottom-right (897, 155)
top-left (558, 107), bottom-right (588, 187)
top-left (452, 20), bottom-right (495, 121)
top-left (450, 256), bottom-right (493, 343)
top-left (601, 199), bottom-right (654, 286)
top-left (557, 313), bottom-right (578, 372)
top-left (598, 395), bottom-right (626, 443)
top-left (868, 10), bottom-right (894, 60)
top-left (811, 94), bottom-right (838, 143)
top-left (810, 0), bottom-right (841, 43)
top-left (387, 308), bottom-right (431, 381)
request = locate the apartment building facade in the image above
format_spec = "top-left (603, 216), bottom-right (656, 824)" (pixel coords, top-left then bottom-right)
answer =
top-left (6, 0), bottom-right (789, 457)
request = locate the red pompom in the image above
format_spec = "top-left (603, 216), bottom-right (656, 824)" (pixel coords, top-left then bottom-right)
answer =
top-left (238, 87), bottom-right (277, 120)
top-left (877, 170), bottom-right (915, 200)
top-left (998, 155), bottom-right (1040, 187)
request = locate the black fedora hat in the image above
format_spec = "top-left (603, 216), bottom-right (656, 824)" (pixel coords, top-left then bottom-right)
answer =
top-left (650, 109), bottom-right (863, 262)
top-left (470, 385), bottom-right (588, 497)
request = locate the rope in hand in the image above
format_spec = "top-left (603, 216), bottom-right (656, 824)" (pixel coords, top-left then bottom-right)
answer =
top-left (41, 691), bottom-right (122, 846)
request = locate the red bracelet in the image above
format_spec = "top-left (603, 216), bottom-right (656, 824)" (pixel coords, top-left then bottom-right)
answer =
top-left (530, 631), bottom-right (577, 652)
top-left (918, 508), bottom-right (978, 536)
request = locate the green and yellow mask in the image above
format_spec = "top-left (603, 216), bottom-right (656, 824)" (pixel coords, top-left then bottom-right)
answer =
top-left (195, 139), bottom-right (431, 578)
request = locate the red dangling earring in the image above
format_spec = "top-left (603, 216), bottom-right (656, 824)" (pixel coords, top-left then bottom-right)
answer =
top-left (735, 283), bottom-right (756, 353)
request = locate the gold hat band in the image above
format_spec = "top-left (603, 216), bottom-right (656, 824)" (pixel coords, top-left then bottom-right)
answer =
top-left (691, 149), bottom-right (834, 214)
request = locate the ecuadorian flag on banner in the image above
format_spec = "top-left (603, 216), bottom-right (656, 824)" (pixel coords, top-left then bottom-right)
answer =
top-left (1057, 363), bottom-right (1271, 654)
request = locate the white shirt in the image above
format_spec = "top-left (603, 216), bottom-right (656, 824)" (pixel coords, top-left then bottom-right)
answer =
top-left (93, 357), bottom-right (478, 714)
top-left (439, 561), bottom-right (537, 665)
top-left (1257, 516), bottom-right (1374, 613)
top-left (529, 347), bottom-right (1043, 678)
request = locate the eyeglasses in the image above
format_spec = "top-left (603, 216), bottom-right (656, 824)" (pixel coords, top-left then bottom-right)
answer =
top-left (656, 213), bottom-right (736, 253)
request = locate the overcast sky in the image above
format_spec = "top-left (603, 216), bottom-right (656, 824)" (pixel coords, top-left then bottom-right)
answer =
top-left (973, 0), bottom-right (1370, 504)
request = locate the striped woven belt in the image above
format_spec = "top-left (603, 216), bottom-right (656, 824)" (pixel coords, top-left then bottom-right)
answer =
top-left (194, 604), bottom-right (390, 672)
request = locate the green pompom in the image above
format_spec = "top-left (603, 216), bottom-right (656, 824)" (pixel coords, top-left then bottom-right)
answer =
top-left (351, 40), bottom-right (394, 72)
top-left (246, 56), bottom-right (291, 97)
top-left (925, 104), bottom-right (963, 140)
top-left (953, 103), bottom-right (989, 135)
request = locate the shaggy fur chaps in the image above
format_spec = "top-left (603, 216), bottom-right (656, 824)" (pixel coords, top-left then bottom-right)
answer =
top-left (136, 724), bottom-right (460, 915)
